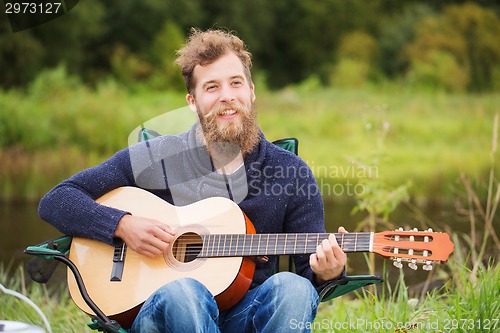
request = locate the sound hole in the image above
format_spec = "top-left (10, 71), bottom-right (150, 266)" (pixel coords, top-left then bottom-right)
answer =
top-left (172, 232), bottom-right (203, 263)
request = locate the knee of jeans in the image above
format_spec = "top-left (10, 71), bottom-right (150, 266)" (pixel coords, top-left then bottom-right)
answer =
top-left (157, 277), bottom-right (212, 300)
top-left (272, 272), bottom-right (318, 303)
top-left (152, 278), bottom-right (218, 315)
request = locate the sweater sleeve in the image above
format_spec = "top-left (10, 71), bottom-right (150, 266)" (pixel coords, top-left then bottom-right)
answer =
top-left (38, 148), bottom-right (136, 245)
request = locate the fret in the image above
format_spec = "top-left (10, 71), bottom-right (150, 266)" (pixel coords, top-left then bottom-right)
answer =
top-left (274, 234), bottom-right (278, 255)
top-left (265, 234), bottom-right (270, 256)
top-left (304, 234), bottom-right (308, 253)
top-left (257, 234), bottom-right (262, 255)
top-left (243, 234), bottom-right (249, 255)
top-left (293, 234), bottom-right (298, 254)
top-left (286, 234), bottom-right (296, 255)
top-left (283, 234), bottom-right (288, 254)
top-left (249, 233), bottom-right (254, 256)
top-left (354, 233), bottom-right (358, 252)
top-left (234, 234), bottom-right (239, 256)
top-left (340, 233), bottom-right (345, 251)
top-left (228, 234), bottom-right (234, 256)
top-left (210, 234), bottom-right (215, 257)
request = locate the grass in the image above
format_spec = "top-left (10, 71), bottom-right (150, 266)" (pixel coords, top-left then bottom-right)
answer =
top-left (0, 264), bottom-right (89, 332)
top-left (313, 262), bottom-right (499, 333)
top-left (1, 255), bottom-right (498, 332)
top-left (1, 66), bottom-right (499, 202)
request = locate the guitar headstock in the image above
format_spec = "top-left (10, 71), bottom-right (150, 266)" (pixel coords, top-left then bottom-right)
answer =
top-left (372, 228), bottom-right (454, 271)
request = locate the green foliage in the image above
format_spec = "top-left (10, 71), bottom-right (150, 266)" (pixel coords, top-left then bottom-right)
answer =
top-left (407, 50), bottom-right (469, 92)
top-left (405, 2), bottom-right (500, 92)
top-left (330, 58), bottom-right (371, 88)
top-left (148, 21), bottom-right (186, 91)
top-left (377, 3), bottom-right (435, 79)
top-left (2, 1), bottom-right (500, 91)
top-left (330, 31), bottom-right (378, 88)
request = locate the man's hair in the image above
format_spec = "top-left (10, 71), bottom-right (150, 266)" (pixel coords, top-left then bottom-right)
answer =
top-left (175, 28), bottom-right (252, 94)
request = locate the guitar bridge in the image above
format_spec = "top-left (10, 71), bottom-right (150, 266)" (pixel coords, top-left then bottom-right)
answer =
top-left (110, 242), bottom-right (127, 281)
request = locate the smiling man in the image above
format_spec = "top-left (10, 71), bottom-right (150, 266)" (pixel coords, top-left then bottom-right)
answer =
top-left (38, 28), bottom-right (347, 333)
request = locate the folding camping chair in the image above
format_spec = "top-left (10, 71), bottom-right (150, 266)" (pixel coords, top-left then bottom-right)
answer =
top-left (24, 132), bottom-right (382, 332)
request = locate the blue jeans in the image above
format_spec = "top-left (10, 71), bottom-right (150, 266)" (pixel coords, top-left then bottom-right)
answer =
top-left (130, 272), bottom-right (320, 333)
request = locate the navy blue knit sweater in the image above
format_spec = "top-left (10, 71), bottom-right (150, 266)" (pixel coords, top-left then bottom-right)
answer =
top-left (39, 130), bottom-right (328, 289)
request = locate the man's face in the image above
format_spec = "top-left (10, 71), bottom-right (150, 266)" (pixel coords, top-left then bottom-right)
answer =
top-left (186, 52), bottom-right (257, 147)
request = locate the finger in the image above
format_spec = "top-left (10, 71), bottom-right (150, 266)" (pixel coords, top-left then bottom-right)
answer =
top-left (152, 225), bottom-right (176, 244)
top-left (322, 238), bottom-right (335, 260)
top-left (328, 234), bottom-right (346, 262)
top-left (338, 226), bottom-right (348, 233)
top-left (309, 252), bottom-right (319, 270)
top-left (136, 242), bottom-right (164, 257)
top-left (155, 224), bottom-right (176, 236)
top-left (315, 243), bottom-right (326, 263)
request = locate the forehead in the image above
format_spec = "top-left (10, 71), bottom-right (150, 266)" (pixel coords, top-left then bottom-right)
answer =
top-left (192, 52), bottom-right (247, 87)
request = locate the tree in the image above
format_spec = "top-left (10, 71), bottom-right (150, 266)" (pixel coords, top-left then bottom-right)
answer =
top-left (404, 3), bottom-right (500, 91)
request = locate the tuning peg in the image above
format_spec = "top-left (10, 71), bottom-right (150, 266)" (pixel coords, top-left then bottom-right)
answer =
top-left (408, 259), bottom-right (418, 270)
top-left (422, 260), bottom-right (433, 271)
top-left (393, 258), bottom-right (403, 269)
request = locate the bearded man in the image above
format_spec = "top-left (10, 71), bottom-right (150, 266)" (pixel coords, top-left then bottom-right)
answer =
top-left (38, 28), bottom-right (347, 333)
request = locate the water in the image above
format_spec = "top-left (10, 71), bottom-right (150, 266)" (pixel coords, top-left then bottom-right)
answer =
top-left (0, 202), bottom-right (61, 265)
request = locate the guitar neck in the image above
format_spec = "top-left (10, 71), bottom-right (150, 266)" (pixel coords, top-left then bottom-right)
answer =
top-left (198, 232), bottom-right (373, 258)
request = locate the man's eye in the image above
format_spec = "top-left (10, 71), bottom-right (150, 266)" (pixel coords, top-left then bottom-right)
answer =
top-left (206, 85), bottom-right (217, 91)
top-left (232, 81), bottom-right (242, 86)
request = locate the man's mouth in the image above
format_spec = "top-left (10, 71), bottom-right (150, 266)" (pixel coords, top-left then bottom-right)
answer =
top-left (218, 109), bottom-right (238, 119)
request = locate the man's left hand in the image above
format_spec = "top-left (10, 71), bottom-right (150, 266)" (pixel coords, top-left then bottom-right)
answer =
top-left (310, 226), bottom-right (348, 284)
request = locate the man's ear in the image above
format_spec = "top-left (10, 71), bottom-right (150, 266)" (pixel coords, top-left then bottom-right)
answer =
top-left (251, 83), bottom-right (256, 102)
top-left (186, 94), bottom-right (197, 112)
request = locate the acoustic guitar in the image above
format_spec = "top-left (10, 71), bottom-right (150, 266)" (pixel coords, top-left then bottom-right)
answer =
top-left (67, 186), bottom-right (454, 328)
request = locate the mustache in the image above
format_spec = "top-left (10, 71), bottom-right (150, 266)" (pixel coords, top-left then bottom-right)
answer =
top-left (203, 102), bottom-right (249, 120)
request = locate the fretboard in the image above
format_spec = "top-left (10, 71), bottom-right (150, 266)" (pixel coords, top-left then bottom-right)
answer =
top-left (198, 232), bottom-right (373, 258)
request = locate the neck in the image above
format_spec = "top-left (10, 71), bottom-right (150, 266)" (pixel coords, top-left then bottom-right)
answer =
top-left (198, 232), bottom-right (373, 257)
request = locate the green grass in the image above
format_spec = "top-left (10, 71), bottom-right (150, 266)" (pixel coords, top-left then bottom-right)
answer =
top-left (0, 264), bottom-right (89, 332)
top-left (1, 254), bottom-right (498, 332)
top-left (312, 262), bottom-right (499, 333)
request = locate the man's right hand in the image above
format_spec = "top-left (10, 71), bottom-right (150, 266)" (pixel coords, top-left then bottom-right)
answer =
top-left (114, 214), bottom-right (176, 257)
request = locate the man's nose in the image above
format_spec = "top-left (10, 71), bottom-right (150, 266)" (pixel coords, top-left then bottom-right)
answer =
top-left (219, 84), bottom-right (236, 103)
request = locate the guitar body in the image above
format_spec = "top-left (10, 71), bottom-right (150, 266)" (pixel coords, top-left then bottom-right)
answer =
top-left (68, 187), bottom-right (256, 328)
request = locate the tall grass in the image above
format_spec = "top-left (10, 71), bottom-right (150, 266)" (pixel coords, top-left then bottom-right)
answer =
top-left (0, 264), bottom-right (89, 332)
top-left (313, 262), bottom-right (499, 333)
top-left (1, 257), bottom-right (497, 332)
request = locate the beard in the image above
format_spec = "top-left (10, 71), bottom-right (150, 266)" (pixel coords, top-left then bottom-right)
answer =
top-left (196, 100), bottom-right (260, 158)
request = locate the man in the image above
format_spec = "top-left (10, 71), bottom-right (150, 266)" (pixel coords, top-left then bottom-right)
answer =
top-left (39, 28), bottom-right (347, 332)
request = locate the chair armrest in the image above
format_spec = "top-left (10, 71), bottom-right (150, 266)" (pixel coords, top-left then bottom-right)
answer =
top-left (318, 275), bottom-right (383, 302)
top-left (24, 236), bottom-right (73, 260)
